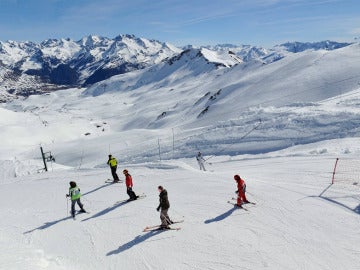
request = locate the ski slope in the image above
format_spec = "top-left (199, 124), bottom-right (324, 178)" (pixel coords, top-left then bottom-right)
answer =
top-left (1, 153), bottom-right (360, 270)
top-left (1, 43), bottom-right (360, 269)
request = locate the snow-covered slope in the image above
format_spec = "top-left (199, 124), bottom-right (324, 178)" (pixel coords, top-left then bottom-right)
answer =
top-left (1, 38), bottom-right (360, 270)
top-left (3, 44), bottom-right (360, 166)
top-left (81, 43), bottom-right (360, 136)
top-left (1, 151), bottom-right (360, 269)
top-left (0, 42), bottom-right (359, 169)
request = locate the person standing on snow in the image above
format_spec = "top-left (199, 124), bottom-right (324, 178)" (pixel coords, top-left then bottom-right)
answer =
top-left (156, 186), bottom-right (172, 229)
top-left (123, 169), bottom-right (138, 201)
top-left (196, 152), bottom-right (206, 171)
top-left (66, 181), bottom-right (86, 219)
top-left (107, 154), bottom-right (120, 183)
top-left (234, 175), bottom-right (250, 207)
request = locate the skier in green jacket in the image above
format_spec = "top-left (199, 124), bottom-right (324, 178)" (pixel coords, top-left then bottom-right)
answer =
top-left (66, 181), bottom-right (86, 219)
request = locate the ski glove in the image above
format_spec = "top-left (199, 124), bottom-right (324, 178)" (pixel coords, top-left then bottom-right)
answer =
top-left (156, 207), bottom-right (160, 212)
top-left (235, 190), bottom-right (239, 194)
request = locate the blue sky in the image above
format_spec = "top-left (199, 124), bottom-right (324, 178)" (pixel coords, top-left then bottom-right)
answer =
top-left (0, 0), bottom-right (359, 46)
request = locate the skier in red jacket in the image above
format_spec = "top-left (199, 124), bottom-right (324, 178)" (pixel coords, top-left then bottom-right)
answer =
top-left (123, 169), bottom-right (138, 201)
top-left (234, 174), bottom-right (250, 207)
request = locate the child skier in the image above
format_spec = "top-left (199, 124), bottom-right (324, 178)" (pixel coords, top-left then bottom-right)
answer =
top-left (234, 175), bottom-right (250, 207)
top-left (66, 181), bottom-right (86, 219)
top-left (107, 154), bottom-right (120, 183)
top-left (156, 186), bottom-right (172, 229)
top-left (123, 169), bottom-right (138, 201)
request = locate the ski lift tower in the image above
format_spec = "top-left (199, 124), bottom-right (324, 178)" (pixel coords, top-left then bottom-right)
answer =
top-left (40, 146), bottom-right (55, 172)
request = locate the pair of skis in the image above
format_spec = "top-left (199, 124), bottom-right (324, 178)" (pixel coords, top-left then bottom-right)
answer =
top-left (105, 179), bottom-right (123, 184)
top-left (227, 198), bottom-right (256, 211)
top-left (143, 220), bottom-right (184, 232)
top-left (113, 193), bottom-right (147, 205)
top-left (71, 210), bottom-right (90, 220)
top-left (112, 193), bottom-right (184, 231)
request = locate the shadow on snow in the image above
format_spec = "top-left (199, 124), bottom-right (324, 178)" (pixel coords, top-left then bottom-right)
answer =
top-left (82, 183), bottom-right (113, 197)
top-left (82, 201), bottom-right (128, 222)
top-left (23, 216), bottom-right (71, 234)
top-left (204, 206), bottom-right (237, 224)
top-left (23, 200), bottom-right (129, 234)
top-left (106, 230), bottom-right (167, 255)
top-left (310, 184), bottom-right (360, 215)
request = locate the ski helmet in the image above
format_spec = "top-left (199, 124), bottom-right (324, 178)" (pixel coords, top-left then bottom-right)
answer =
top-left (69, 181), bottom-right (77, 188)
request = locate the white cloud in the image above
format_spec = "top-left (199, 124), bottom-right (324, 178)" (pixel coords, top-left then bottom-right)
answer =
top-left (350, 28), bottom-right (360, 35)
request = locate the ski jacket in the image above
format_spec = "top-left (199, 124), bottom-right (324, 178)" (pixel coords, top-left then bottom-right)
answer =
top-left (237, 178), bottom-right (246, 193)
top-left (107, 157), bottom-right (117, 167)
top-left (125, 174), bottom-right (133, 188)
top-left (158, 189), bottom-right (170, 210)
top-left (196, 154), bottom-right (204, 162)
top-left (69, 186), bottom-right (81, 201)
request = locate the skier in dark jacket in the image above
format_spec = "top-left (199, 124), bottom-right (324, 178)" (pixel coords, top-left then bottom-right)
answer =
top-left (107, 154), bottom-right (120, 182)
top-left (156, 186), bottom-right (172, 229)
top-left (66, 181), bottom-right (86, 219)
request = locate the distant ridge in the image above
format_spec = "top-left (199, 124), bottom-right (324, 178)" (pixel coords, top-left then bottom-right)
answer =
top-left (0, 34), bottom-right (353, 102)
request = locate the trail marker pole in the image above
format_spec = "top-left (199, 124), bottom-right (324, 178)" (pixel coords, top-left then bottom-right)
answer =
top-left (331, 158), bottom-right (339, 184)
top-left (158, 138), bottom-right (161, 161)
top-left (172, 128), bottom-right (175, 159)
top-left (40, 146), bottom-right (48, 172)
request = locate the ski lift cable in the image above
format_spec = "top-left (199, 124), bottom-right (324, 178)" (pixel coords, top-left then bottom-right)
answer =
top-left (204, 119), bottom-right (262, 162)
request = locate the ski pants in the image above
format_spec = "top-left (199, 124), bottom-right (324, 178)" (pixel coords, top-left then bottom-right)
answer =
top-left (237, 190), bottom-right (248, 206)
top-left (198, 160), bottom-right (206, 171)
top-left (110, 166), bottom-right (120, 181)
top-left (127, 187), bottom-right (137, 200)
top-left (160, 208), bottom-right (171, 226)
top-left (71, 198), bottom-right (84, 217)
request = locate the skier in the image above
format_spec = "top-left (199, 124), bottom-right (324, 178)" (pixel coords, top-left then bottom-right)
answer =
top-left (123, 169), bottom-right (138, 201)
top-left (234, 175), bottom-right (250, 207)
top-left (196, 152), bottom-right (206, 171)
top-left (107, 154), bottom-right (120, 183)
top-left (66, 181), bottom-right (86, 219)
top-left (156, 186), bottom-right (172, 229)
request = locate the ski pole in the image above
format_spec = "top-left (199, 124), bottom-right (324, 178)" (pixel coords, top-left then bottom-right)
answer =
top-left (160, 212), bottom-right (173, 224)
top-left (66, 197), bottom-right (69, 216)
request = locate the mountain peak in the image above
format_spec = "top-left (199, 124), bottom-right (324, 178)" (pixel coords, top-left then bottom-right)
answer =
top-left (79, 35), bottom-right (108, 47)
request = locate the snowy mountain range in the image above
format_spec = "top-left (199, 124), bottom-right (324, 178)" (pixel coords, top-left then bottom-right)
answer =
top-left (3, 41), bottom-right (360, 164)
top-left (0, 34), bottom-right (181, 102)
top-left (0, 35), bottom-right (352, 102)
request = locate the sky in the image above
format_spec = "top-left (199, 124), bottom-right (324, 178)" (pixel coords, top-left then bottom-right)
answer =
top-left (0, 0), bottom-right (359, 47)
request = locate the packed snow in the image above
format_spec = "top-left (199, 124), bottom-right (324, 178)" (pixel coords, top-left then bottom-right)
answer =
top-left (1, 41), bottom-right (360, 269)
